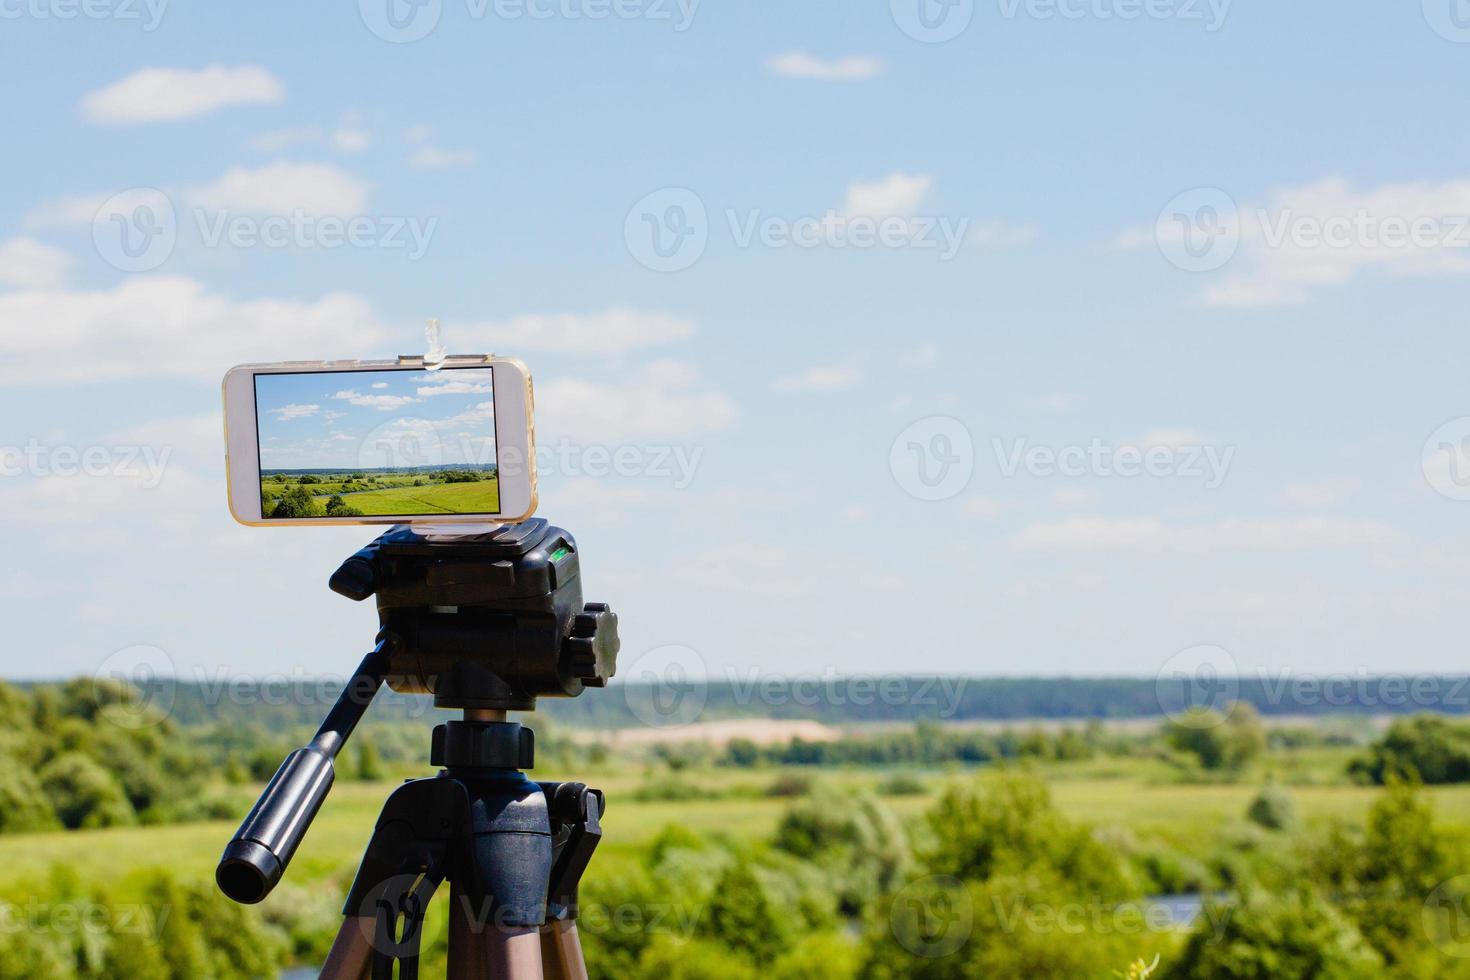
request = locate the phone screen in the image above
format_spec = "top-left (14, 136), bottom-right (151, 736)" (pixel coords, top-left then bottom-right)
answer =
top-left (253, 367), bottom-right (500, 519)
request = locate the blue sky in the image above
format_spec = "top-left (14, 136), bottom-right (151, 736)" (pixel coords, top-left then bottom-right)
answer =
top-left (1, 1), bottom-right (1469, 690)
top-left (255, 367), bottom-right (498, 470)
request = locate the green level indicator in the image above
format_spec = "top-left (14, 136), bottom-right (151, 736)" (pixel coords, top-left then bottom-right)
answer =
top-left (549, 546), bottom-right (570, 562)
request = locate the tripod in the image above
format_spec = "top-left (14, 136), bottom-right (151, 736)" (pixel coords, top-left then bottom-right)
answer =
top-left (215, 521), bottom-right (620, 980)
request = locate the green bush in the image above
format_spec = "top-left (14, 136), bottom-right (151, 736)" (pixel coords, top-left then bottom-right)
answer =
top-left (38, 752), bottom-right (135, 829)
top-left (0, 753), bottom-right (60, 833)
top-left (1166, 888), bottom-right (1382, 979)
top-left (1246, 783), bottom-right (1296, 831)
top-left (1165, 703), bottom-right (1266, 772)
top-left (1350, 715), bottom-right (1470, 785)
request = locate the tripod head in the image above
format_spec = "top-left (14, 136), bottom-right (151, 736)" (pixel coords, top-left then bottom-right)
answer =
top-left (216, 520), bottom-right (619, 906)
top-left (332, 519), bottom-right (619, 710)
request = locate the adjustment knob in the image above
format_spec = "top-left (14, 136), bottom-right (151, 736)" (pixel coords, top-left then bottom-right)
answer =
top-left (562, 603), bottom-right (619, 687)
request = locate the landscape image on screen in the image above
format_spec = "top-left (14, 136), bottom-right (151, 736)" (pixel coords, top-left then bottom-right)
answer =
top-left (254, 367), bottom-right (499, 519)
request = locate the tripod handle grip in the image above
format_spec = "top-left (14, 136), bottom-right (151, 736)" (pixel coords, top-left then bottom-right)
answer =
top-left (216, 745), bottom-right (335, 904)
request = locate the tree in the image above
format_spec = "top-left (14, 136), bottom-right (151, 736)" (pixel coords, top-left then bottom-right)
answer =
top-left (703, 861), bottom-right (786, 967)
top-left (38, 752), bottom-right (135, 829)
top-left (1349, 715), bottom-right (1470, 785)
top-left (0, 754), bottom-right (60, 833)
top-left (325, 495), bottom-right (363, 518)
top-left (356, 740), bottom-right (384, 781)
top-left (1165, 703), bottom-right (1265, 772)
top-left (1246, 783), bottom-right (1296, 831)
top-left (723, 738), bottom-right (760, 767)
top-left (269, 486), bottom-right (321, 518)
top-left (1166, 888), bottom-right (1382, 979)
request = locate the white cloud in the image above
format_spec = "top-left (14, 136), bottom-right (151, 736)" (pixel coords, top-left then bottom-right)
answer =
top-left (82, 66), bottom-right (284, 125)
top-left (332, 390), bottom-right (420, 410)
top-left (772, 364), bottom-right (863, 392)
top-left (455, 309), bottom-right (696, 355)
top-left (766, 51), bottom-right (884, 81)
top-left (251, 126), bottom-right (324, 152)
top-left (537, 359), bottom-right (738, 442)
top-left (1120, 176), bottom-right (1470, 307)
top-left (409, 146), bottom-right (477, 170)
top-left (269, 404), bottom-right (320, 421)
top-left (0, 238), bottom-right (71, 288)
top-left (252, 115), bottom-right (371, 154)
top-left (1014, 516), bottom-right (1406, 554)
top-left (187, 162), bottom-right (370, 215)
top-left (844, 173), bottom-right (932, 220)
top-left (1137, 428), bottom-right (1210, 450)
top-left (25, 193), bottom-right (113, 229)
top-left (0, 276), bottom-right (389, 383)
top-left (417, 380), bottom-right (493, 397)
top-left (370, 382), bottom-right (389, 389)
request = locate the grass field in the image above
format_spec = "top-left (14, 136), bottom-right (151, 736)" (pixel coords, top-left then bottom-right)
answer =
top-left (260, 468), bottom-right (499, 518)
top-left (3, 757), bottom-right (1467, 903)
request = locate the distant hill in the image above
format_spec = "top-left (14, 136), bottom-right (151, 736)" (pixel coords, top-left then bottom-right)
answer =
top-left (47, 675), bottom-right (1470, 731)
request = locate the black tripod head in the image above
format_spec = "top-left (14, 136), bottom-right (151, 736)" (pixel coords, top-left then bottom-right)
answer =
top-left (331, 519), bottom-right (619, 710)
top-left (216, 519), bottom-right (618, 906)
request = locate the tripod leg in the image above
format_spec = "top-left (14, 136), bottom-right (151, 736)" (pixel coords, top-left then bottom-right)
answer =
top-left (486, 927), bottom-right (546, 979)
top-left (319, 917), bottom-right (373, 980)
top-left (539, 920), bottom-right (589, 980)
top-left (447, 886), bottom-right (547, 980)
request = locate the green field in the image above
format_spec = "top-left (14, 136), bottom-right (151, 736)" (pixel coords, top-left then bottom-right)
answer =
top-left (260, 468), bottom-right (499, 518)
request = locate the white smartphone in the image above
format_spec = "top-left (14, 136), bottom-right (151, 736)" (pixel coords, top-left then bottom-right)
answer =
top-left (223, 356), bottom-right (536, 526)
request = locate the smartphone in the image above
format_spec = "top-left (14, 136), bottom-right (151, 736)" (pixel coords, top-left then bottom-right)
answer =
top-left (223, 357), bottom-right (536, 526)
